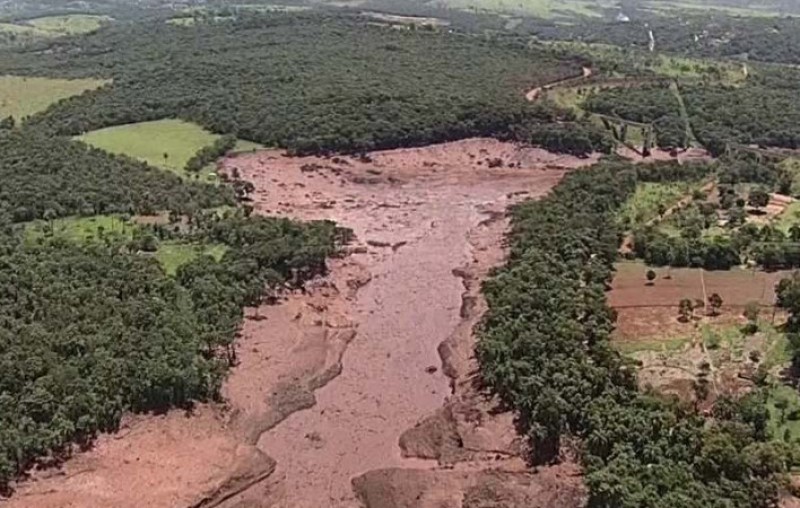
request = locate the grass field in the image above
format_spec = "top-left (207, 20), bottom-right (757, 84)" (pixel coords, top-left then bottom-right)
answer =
top-left (767, 384), bottom-right (800, 443)
top-left (155, 242), bottom-right (227, 275)
top-left (24, 215), bottom-right (134, 244)
top-left (617, 182), bottom-right (693, 229)
top-left (428, 0), bottom-right (612, 18)
top-left (0, 75), bottom-right (109, 119)
top-left (25, 15), bottom-right (112, 34)
top-left (774, 201), bottom-right (800, 232)
top-left (0, 22), bottom-right (48, 37)
top-left (0, 14), bottom-right (110, 43)
top-left (23, 214), bottom-right (227, 275)
top-left (643, 0), bottom-right (790, 17)
top-left (77, 119), bottom-right (263, 181)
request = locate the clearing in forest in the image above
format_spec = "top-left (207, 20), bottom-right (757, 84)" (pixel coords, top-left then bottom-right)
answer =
top-left (610, 261), bottom-right (793, 416)
top-left (77, 119), bottom-right (262, 181)
top-left (609, 260), bottom-right (792, 339)
top-left (23, 214), bottom-right (227, 275)
top-left (0, 75), bottom-right (109, 120)
top-left (425, 0), bottom-right (613, 17)
top-left (24, 14), bottom-right (113, 35)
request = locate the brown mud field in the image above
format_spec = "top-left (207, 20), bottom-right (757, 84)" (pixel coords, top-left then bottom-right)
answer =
top-left (5, 138), bottom-right (594, 508)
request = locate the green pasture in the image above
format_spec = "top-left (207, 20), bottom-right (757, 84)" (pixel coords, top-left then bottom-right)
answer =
top-left (77, 119), bottom-right (262, 181)
top-left (0, 75), bottom-right (108, 119)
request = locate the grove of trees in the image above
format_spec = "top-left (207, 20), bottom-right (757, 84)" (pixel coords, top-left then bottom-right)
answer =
top-left (0, 210), bottom-right (341, 489)
top-left (478, 159), bottom-right (792, 507)
top-left (0, 129), bottom-right (233, 223)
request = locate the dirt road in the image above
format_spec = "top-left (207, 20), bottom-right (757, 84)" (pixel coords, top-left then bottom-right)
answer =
top-left (525, 66), bottom-right (593, 101)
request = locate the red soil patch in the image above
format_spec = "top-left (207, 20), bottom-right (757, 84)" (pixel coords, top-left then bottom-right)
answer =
top-left (611, 262), bottom-right (789, 308)
top-left (610, 262), bottom-right (790, 340)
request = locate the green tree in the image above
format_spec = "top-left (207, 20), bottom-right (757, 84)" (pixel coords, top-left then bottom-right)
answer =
top-left (748, 189), bottom-right (770, 213)
top-left (743, 301), bottom-right (760, 334)
top-left (708, 293), bottom-right (723, 316)
top-left (679, 298), bottom-right (694, 322)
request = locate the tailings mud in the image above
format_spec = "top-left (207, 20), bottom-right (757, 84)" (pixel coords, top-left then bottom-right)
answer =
top-left (5, 139), bottom-right (594, 508)
top-left (219, 138), bottom-right (595, 508)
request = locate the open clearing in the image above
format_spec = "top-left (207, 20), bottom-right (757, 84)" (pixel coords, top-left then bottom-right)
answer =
top-left (24, 14), bottom-right (112, 34)
top-left (609, 260), bottom-right (796, 416)
top-left (0, 75), bottom-right (109, 119)
top-left (610, 261), bottom-right (792, 340)
top-left (77, 119), bottom-right (262, 180)
top-left (7, 139), bottom-right (596, 508)
top-left (23, 214), bottom-right (227, 275)
top-left (426, 0), bottom-right (614, 18)
top-left (0, 15), bottom-right (110, 43)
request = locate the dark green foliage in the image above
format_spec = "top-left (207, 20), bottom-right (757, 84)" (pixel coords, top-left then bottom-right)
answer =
top-left (0, 212), bottom-right (339, 489)
top-left (0, 129), bottom-right (232, 222)
top-left (509, 120), bottom-right (613, 156)
top-left (584, 84), bottom-right (687, 150)
top-left (185, 134), bottom-right (236, 173)
top-left (683, 75), bottom-right (800, 155)
top-left (534, 14), bottom-right (800, 66)
top-left (477, 158), bottom-right (788, 507)
top-left (2, 13), bottom-right (587, 155)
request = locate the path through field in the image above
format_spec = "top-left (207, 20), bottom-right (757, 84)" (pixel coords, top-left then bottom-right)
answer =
top-left (525, 66), bottom-right (592, 101)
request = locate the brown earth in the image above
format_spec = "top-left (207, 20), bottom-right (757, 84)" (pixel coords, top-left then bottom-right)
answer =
top-left (5, 138), bottom-right (594, 508)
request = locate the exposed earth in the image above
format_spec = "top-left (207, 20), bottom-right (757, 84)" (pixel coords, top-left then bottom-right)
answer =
top-left (6, 138), bottom-right (595, 508)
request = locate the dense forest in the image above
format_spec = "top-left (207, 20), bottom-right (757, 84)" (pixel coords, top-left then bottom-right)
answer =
top-left (0, 129), bottom-right (232, 222)
top-left (534, 15), bottom-right (800, 66)
top-left (478, 158), bottom-right (794, 507)
top-left (577, 64), bottom-right (800, 155)
top-left (683, 71), bottom-right (800, 155)
top-left (582, 83), bottom-right (687, 150)
top-left (0, 13), bottom-right (610, 156)
top-left (0, 210), bottom-right (340, 488)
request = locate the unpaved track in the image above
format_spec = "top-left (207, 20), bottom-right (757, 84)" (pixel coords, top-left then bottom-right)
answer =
top-left (4, 139), bottom-right (595, 508)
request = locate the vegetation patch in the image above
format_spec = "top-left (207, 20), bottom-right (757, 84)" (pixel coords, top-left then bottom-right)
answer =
top-left (24, 14), bottom-right (113, 35)
top-left (617, 181), bottom-right (694, 230)
top-left (154, 242), bottom-right (227, 275)
top-left (76, 120), bottom-right (254, 181)
top-left (478, 158), bottom-right (792, 506)
top-left (0, 75), bottom-right (108, 120)
top-left (0, 211), bottom-right (340, 487)
top-left (766, 385), bottom-right (800, 444)
top-left (0, 129), bottom-right (232, 223)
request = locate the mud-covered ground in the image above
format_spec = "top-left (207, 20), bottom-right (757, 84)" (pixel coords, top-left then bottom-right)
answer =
top-left (6, 138), bottom-right (595, 508)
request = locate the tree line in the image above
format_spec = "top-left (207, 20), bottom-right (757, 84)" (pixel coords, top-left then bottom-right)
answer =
top-left (478, 158), bottom-right (793, 507)
top-left (0, 129), bottom-right (233, 223)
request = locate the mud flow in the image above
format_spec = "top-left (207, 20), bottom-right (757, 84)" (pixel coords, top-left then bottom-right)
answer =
top-left (8, 139), bottom-right (594, 508)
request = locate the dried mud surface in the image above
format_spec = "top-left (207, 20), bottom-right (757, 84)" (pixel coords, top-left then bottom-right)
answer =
top-left (5, 138), bottom-right (595, 508)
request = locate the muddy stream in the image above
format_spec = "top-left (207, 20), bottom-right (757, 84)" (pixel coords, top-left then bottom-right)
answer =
top-left (7, 139), bottom-right (594, 508)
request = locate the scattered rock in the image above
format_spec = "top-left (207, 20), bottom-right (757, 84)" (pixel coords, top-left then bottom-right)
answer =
top-left (425, 365), bottom-right (438, 374)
